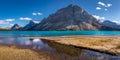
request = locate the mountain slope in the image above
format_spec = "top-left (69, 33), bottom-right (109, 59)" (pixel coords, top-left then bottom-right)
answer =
top-left (102, 20), bottom-right (120, 29)
top-left (33, 4), bottom-right (102, 30)
top-left (22, 21), bottom-right (38, 30)
top-left (11, 24), bottom-right (21, 30)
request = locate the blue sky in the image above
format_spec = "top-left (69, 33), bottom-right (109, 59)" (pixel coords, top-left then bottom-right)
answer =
top-left (0, 0), bottom-right (120, 28)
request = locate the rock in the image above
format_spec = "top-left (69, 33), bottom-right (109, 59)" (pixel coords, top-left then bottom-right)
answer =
top-left (11, 24), bottom-right (21, 30)
top-left (21, 21), bottom-right (39, 30)
top-left (33, 4), bottom-right (102, 30)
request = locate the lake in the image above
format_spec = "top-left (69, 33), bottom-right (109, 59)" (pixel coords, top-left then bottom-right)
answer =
top-left (0, 36), bottom-right (120, 60)
top-left (0, 31), bottom-right (120, 37)
top-left (0, 31), bottom-right (120, 60)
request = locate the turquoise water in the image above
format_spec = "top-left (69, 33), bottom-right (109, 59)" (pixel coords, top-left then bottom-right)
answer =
top-left (0, 31), bottom-right (120, 37)
top-left (0, 31), bottom-right (120, 60)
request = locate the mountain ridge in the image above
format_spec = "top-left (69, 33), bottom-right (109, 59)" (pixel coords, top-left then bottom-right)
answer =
top-left (33, 4), bottom-right (103, 30)
top-left (10, 4), bottom-right (120, 31)
top-left (11, 24), bottom-right (21, 30)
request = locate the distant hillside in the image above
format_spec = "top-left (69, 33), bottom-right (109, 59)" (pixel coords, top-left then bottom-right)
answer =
top-left (0, 28), bottom-right (9, 31)
top-left (102, 20), bottom-right (120, 30)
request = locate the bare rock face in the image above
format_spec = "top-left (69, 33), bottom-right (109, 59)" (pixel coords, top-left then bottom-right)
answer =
top-left (22, 21), bottom-right (38, 30)
top-left (33, 4), bottom-right (102, 30)
top-left (11, 24), bottom-right (21, 30)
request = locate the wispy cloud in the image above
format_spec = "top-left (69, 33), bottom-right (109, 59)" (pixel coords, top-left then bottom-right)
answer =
top-left (92, 15), bottom-right (105, 20)
top-left (98, 1), bottom-right (112, 7)
top-left (96, 7), bottom-right (101, 10)
top-left (107, 4), bottom-right (112, 7)
top-left (33, 21), bottom-right (39, 23)
top-left (96, 1), bottom-right (112, 11)
top-left (32, 13), bottom-right (37, 16)
top-left (37, 13), bottom-right (42, 15)
top-left (0, 18), bottom-right (15, 24)
top-left (98, 1), bottom-right (106, 7)
top-left (5, 19), bottom-right (15, 22)
top-left (19, 17), bottom-right (32, 20)
top-left (0, 20), bottom-right (9, 24)
top-left (111, 18), bottom-right (120, 25)
top-left (32, 12), bottom-right (42, 16)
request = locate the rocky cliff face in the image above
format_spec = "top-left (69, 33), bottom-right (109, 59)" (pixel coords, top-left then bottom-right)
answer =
top-left (22, 21), bottom-right (38, 30)
top-left (11, 24), bottom-right (21, 30)
top-left (33, 4), bottom-right (102, 30)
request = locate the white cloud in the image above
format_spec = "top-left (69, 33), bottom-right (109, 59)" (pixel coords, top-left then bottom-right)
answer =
top-left (5, 19), bottom-right (15, 22)
top-left (33, 21), bottom-right (39, 23)
top-left (32, 13), bottom-right (37, 16)
top-left (112, 21), bottom-right (120, 25)
top-left (0, 19), bottom-right (15, 24)
top-left (111, 18), bottom-right (120, 25)
top-left (38, 13), bottom-right (42, 15)
top-left (98, 1), bottom-right (112, 7)
top-left (92, 15), bottom-right (105, 20)
top-left (0, 20), bottom-right (9, 24)
top-left (32, 12), bottom-right (42, 16)
top-left (96, 7), bottom-right (101, 10)
top-left (98, 1), bottom-right (106, 7)
top-left (20, 17), bottom-right (32, 20)
top-left (107, 4), bottom-right (112, 7)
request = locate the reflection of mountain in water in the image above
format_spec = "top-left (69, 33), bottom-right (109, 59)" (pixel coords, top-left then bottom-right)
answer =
top-left (0, 37), bottom-right (120, 60)
top-left (42, 40), bottom-right (83, 57)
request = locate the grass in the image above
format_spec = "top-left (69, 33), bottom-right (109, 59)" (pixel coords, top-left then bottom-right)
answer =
top-left (42, 40), bottom-right (82, 57)
top-left (41, 36), bottom-right (120, 55)
top-left (116, 44), bottom-right (120, 49)
top-left (0, 45), bottom-right (49, 60)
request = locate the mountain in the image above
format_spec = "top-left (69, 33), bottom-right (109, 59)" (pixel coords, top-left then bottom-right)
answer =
top-left (102, 20), bottom-right (120, 29)
top-left (0, 26), bottom-right (2, 29)
top-left (21, 21), bottom-right (39, 30)
top-left (33, 4), bottom-right (102, 30)
top-left (11, 24), bottom-right (21, 30)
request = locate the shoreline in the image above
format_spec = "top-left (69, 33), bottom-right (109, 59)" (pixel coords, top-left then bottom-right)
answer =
top-left (39, 36), bottom-right (120, 56)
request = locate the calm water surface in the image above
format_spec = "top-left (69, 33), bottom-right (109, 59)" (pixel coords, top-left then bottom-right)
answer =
top-left (0, 31), bottom-right (120, 37)
top-left (0, 36), bottom-right (120, 60)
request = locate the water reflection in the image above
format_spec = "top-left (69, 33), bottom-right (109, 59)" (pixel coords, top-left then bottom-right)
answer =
top-left (0, 37), bottom-right (120, 60)
top-left (42, 40), bottom-right (82, 57)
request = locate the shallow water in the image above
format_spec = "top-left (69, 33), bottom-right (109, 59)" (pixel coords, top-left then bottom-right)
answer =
top-left (0, 36), bottom-right (120, 60)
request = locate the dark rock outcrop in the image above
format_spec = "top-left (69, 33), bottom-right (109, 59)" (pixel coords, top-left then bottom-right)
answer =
top-left (11, 24), bottom-right (21, 30)
top-left (33, 4), bottom-right (102, 30)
